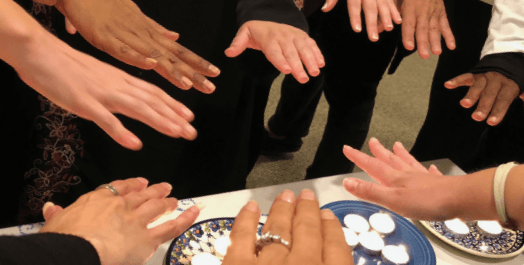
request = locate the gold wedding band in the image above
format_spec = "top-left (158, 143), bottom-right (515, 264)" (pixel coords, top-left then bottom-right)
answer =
top-left (96, 184), bottom-right (120, 196)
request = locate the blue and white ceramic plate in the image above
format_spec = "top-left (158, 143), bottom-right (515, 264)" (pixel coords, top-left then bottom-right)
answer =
top-left (322, 200), bottom-right (436, 265)
top-left (420, 220), bottom-right (524, 258)
top-left (165, 218), bottom-right (264, 265)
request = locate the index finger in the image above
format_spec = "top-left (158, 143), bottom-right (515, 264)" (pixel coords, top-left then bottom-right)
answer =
top-left (223, 201), bottom-right (260, 264)
top-left (343, 145), bottom-right (400, 186)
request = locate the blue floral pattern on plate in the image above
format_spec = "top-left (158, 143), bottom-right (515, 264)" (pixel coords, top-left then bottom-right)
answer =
top-left (166, 218), bottom-right (264, 265)
top-left (421, 221), bottom-right (524, 258)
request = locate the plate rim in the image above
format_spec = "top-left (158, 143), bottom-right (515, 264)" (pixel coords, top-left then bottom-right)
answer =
top-left (419, 220), bottom-right (524, 259)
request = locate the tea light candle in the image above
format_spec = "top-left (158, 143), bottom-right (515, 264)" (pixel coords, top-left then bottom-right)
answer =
top-left (358, 231), bottom-right (384, 255)
top-left (381, 245), bottom-right (410, 265)
top-left (369, 213), bottom-right (395, 235)
top-left (214, 236), bottom-right (231, 257)
top-left (444, 219), bottom-right (470, 238)
top-left (344, 214), bottom-right (370, 234)
top-left (191, 253), bottom-right (221, 265)
top-left (477, 221), bottom-right (503, 238)
top-left (342, 227), bottom-right (359, 249)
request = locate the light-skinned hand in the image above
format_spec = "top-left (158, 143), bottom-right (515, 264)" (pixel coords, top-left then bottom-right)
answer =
top-left (322, 0), bottom-right (402, 42)
top-left (222, 189), bottom-right (354, 265)
top-left (40, 177), bottom-right (201, 265)
top-left (341, 138), bottom-right (469, 221)
top-left (15, 29), bottom-right (198, 150)
top-left (33, 0), bottom-right (220, 93)
top-left (445, 72), bottom-right (520, 126)
top-left (225, 21), bottom-right (325, 84)
top-left (397, 0), bottom-right (455, 59)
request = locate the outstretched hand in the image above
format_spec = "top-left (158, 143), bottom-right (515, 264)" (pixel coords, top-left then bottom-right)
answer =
top-left (34, 0), bottom-right (220, 93)
top-left (41, 178), bottom-right (201, 265)
top-left (225, 21), bottom-right (325, 84)
top-left (322, 0), bottom-right (402, 42)
top-left (445, 72), bottom-right (520, 126)
top-left (342, 138), bottom-right (465, 221)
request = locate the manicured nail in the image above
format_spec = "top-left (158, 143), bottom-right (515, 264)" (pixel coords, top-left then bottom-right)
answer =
top-left (245, 200), bottom-right (259, 212)
top-left (162, 182), bottom-right (173, 190)
top-left (322, 3), bottom-right (328, 10)
top-left (320, 209), bottom-right (336, 220)
top-left (137, 177), bottom-right (149, 186)
top-left (209, 65), bottom-right (220, 75)
top-left (279, 190), bottom-right (295, 203)
top-left (387, 24), bottom-right (393, 29)
top-left (43, 201), bottom-right (55, 213)
top-left (356, 25), bottom-right (362, 32)
top-left (145, 58), bottom-right (158, 66)
top-left (203, 80), bottom-right (216, 92)
top-left (196, 203), bottom-right (205, 211)
top-left (181, 76), bottom-right (193, 88)
top-left (372, 34), bottom-right (379, 41)
top-left (397, 18), bottom-right (403, 23)
top-left (299, 189), bottom-right (316, 201)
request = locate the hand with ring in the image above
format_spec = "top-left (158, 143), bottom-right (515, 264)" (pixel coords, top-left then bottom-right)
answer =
top-left (40, 178), bottom-right (202, 265)
top-left (222, 189), bottom-right (354, 265)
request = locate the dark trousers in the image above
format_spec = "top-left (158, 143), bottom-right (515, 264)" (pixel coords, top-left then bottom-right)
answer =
top-left (410, 0), bottom-right (524, 172)
top-left (267, 3), bottom-right (401, 179)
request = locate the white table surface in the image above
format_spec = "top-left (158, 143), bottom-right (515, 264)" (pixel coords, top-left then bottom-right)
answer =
top-left (2, 159), bottom-right (522, 265)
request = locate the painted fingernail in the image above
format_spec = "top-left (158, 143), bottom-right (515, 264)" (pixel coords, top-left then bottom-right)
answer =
top-left (280, 190), bottom-right (295, 203)
top-left (203, 80), bottom-right (216, 92)
top-left (397, 18), bottom-right (403, 23)
top-left (299, 189), bottom-right (316, 201)
top-left (181, 76), bottom-right (193, 88)
top-left (245, 200), bottom-right (259, 212)
top-left (387, 24), bottom-right (393, 29)
top-left (320, 209), bottom-right (336, 220)
top-left (209, 65), bottom-right (220, 75)
top-left (356, 25), bottom-right (362, 32)
top-left (322, 3), bottom-right (328, 10)
top-left (162, 182), bottom-right (173, 190)
top-left (145, 58), bottom-right (158, 66)
top-left (196, 203), bottom-right (205, 211)
top-left (43, 201), bottom-right (55, 213)
top-left (372, 34), bottom-right (379, 41)
top-left (137, 177), bottom-right (149, 186)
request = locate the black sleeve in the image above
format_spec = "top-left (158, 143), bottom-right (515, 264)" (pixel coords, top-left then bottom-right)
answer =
top-left (237, 0), bottom-right (309, 33)
top-left (0, 233), bottom-right (100, 265)
top-left (470, 52), bottom-right (524, 94)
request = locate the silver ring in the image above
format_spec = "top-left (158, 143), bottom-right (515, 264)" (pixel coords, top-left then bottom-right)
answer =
top-left (96, 184), bottom-right (119, 196)
top-left (255, 232), bottom-right (290, 255)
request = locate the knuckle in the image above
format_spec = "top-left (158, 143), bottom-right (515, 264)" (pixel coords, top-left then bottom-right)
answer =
top-left (149, 49), bottom-right (163, 59)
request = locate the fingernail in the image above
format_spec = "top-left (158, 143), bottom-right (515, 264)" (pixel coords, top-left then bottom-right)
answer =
top-left (127, 137), bottom-right (142, 150)
top-left (387, 24), bottom-right (393, 29)
top-left (279, 190), bottom-right (295, 203)
top-left (322, 3), bottom-right (328, 10)
top-left (145, 58), bottom-right (158, 66)
top-left (343, 144), bottom-right (353, 150)
top-left (181, 76), bottom-right (193, 88)
top-left (320, 209), bottom-right (336, 220)
top-left (209, 65), bottom-right (220, 75)
top-left (488, 116), bottom-right (497, 124)
top-left (299, 189), bottom-right (316, 201)
top-left (162, 182), bottom-right (173, 190)
top-left (183, 125), bottom-right (197, 139)
top-left (196, 203), bottom-right (205, 211)
top-left (370, 137), bottom-right (378, 142)
top-left (43, 201), bottom-right (55, 213)
top-left (245, 200), bottom-right (259, 212)
top-left (204, 80), bottom-right (216, 92)
top-left (137, 177), bottom-right (149, 186)
top-left (343, 178), bottom-right (358, 190)
top-left (475, 111), bottom-right (484, 118)
top-left (397, 18), bottom-right (403, 23)
top-left (168, 31), bottom-right (179, 38)
top-left (372, 34), bottom-right (379, 41)
top-left (356, 25), bottom-right (362, 32)
top-left (395, 141), bottom-right (404, 148)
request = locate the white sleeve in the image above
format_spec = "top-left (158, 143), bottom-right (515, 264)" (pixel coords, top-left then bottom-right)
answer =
top-left (480, 0), bottom-right (524, 59)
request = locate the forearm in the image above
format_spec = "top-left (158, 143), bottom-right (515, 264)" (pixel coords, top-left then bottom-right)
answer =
top-left (452, 165), bottom-right (524, 229)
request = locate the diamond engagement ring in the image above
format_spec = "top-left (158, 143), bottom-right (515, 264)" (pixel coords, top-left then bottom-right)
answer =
top-left (255, 232), bottom-right (291, 255)
top-left (96, 184), bottom-right (120, 196)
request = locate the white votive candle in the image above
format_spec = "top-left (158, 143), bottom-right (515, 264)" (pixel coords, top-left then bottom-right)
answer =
top-left (381, 245), bottom-right (410, 265)
top-left (214, 236), bottom-right (231, 257)
top-left (342, 227), bottom-right (359, 249)
top-left (369, 213), bottom-right (396, 235)
top-left (358, 231), bottom-right (385, 255)
top-left (191, 253), bottom-right (221, 265)
top-left (444, 218), bottom-right (470, 238)
top-left (344, 214), bottom-right (370, 234)
top-left (477, 221), bottom-right (503, 238)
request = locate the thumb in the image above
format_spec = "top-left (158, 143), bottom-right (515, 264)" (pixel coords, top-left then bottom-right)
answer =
top-left (321, 0), bottom-right (338, 12)
top-left (445, 73), bottom-right (474, 89)
top-left (65, 17), bottom-right (77, 34)
top-left (224, 26), bottom-right (250, 58)
top-left (42, 202), bottom-right (64, 221)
